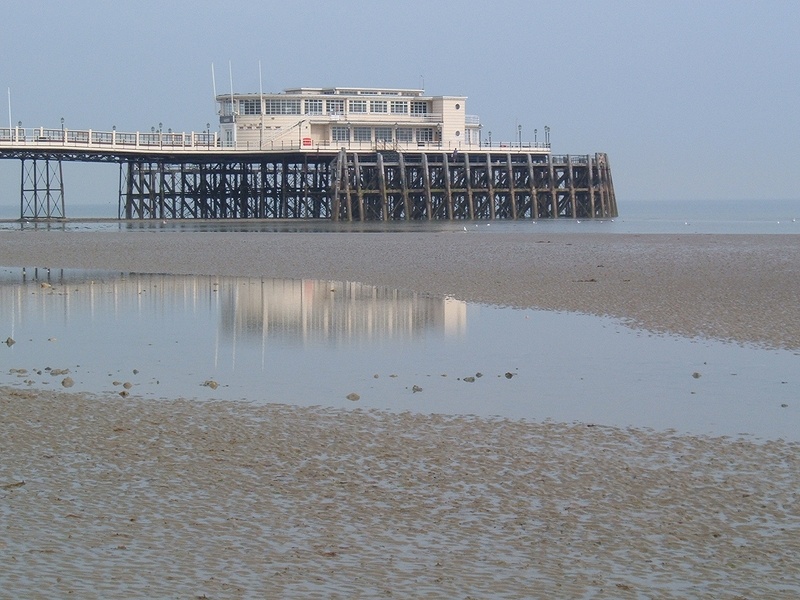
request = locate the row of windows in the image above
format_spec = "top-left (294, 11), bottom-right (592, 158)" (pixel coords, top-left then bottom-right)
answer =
top-left (331, 126), bottom-right (435, 142)
top-left (234, 98), bottom-right (430, 116)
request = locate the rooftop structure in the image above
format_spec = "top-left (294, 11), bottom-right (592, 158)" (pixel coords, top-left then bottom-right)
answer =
top-left (216, 86), bottom-right (492, 152)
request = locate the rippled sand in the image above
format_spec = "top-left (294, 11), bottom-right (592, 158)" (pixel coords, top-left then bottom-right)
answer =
top-left (1, 230), bottom-right (799, 597)
top-left (2, 388), bottom-right (798, 598)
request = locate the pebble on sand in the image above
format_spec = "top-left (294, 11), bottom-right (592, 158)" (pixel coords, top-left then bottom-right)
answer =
top-left (203, 380), bottom-right (219, 390)
top-left (346, 393), bottom-right (360, 401)
top-left (5, 337), bottom-right (15, 347)
top-left (61, 377), bottom-right (74, 388)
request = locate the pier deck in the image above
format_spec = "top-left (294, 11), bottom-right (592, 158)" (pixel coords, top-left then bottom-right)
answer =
top-left (1, 126), bottom-right (616, 221)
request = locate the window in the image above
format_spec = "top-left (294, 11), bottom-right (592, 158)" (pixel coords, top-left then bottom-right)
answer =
top-left (370, 100), bottom-right (387, 113)
top-left (396, 128), bottom-right (412, 142)
top-left (241, 99), bottom-right (261, 115)
top-left (411, 101), bottom-right (428, 115)
top-left (417, 128), bottom-right (434, 142)
top-left (390, 101), bottom-right (408, 114)
top-left (349, 100), bottom-right (367, 113)
top-left (353, 127), bottom-right (371, 142)
top-left (375, 127), bottom-right (392, 142)
top-left (305, 99), bottom-right (323, 115)
top-left (332, 126), bottom-right (349, 142)
top-left (326, 99), bottom-right (345, 115)
top-left (265, 99), bottom-right (301, 115)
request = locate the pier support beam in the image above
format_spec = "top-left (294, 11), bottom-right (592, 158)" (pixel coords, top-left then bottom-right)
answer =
top-left (20, 157), bottom-right (66, 219)
top-left (116, 150), bottom-right (615, 222)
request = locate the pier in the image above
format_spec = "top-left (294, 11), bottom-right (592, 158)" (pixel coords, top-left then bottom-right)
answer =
top-left (0, 125), bottom-right (616, 221)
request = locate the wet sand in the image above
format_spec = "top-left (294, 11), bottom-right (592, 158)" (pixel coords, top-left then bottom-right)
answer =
top-left (2, 230), bottom-right (799, 349)
top-left (2, 230), bottom-right (800, 597)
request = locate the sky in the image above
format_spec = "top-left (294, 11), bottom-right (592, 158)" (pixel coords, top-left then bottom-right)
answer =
top-left (1, 0), bottom-right (799, 205)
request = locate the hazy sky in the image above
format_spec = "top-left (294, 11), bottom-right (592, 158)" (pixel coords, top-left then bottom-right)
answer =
top-left (1, 0), bottom-right (799, 204)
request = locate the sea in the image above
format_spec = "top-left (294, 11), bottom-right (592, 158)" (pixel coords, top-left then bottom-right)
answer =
top-left (1, 197), bottom-right (798, 441)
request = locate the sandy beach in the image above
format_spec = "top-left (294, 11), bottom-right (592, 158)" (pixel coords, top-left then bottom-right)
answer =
top-left (2, 230), bottom-right (799, 597)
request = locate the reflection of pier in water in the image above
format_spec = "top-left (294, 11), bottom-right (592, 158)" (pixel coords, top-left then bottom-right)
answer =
top-left (220, 278), bottom-right (465, 343)
top-left (1, 270), bottom-right (466, 344)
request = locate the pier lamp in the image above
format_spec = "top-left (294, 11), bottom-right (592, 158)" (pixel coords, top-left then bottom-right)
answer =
top-left (518, 124), bottom-right (522, 148)
top-left (488, 131), bottom-right (492, 147)
top-left (61, 117), bottom-right (65, 144)
top-left (535, 128), bottom-right (538, 145)
top-left (544, 125), bottom-right (550, 146)
top-left (478, 124), bottom-right (482, 148)
top-left (206, 122), bottom-right (210, 148)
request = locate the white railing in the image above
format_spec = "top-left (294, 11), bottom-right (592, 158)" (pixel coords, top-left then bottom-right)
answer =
top-left (0, 126), bottom-right (551, 154)
top-left (0, 126), bottom-right (219, 151)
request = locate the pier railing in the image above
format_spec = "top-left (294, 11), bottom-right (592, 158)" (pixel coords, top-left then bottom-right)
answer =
top-left (0, 126), bottom-right (551, 154)
top-left (0, 126), bottom-right (219, 151)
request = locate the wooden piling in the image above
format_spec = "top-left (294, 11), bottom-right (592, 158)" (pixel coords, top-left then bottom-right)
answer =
top-left (116, 150), bottom-right (616, 221)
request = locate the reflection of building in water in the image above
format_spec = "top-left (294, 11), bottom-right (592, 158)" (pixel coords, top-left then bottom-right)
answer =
top-left (219, 278), bottom-right (465, 343)
top-left (0, 270), bottom-right (466, 344)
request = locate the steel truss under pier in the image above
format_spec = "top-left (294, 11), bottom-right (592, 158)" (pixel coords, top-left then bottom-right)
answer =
top-left (120, 151), bottom-right (617, 221)
top-left (121, 153), bottom-right (333, 219)
top-left (20, 157), bottom-right (66, 219)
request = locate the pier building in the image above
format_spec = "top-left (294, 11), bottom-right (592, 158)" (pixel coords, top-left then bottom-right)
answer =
top-left (217, 86), bottom-right (482, 151)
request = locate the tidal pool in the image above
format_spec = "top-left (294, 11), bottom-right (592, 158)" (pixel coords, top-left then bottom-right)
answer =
top-left (1, 267), bottom-right (797, 440)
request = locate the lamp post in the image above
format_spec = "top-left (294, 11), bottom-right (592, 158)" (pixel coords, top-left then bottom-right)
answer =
top-left (112, 125), bottom-right (116, 146)
top-left (544, 125), bottom-right (550, 147)
top-left (534, 128), bottom-right (538, 146)
top-left (61, 117), bottom-right (65, 144)
top-left (17, 121), bottom-right (21, 142)
top-left (159, 122), bottom-right (163, 148)
top-left (478, 124), bottom-right (482, 148)
top-left (488, 131), bottom-right (492, 147)
top-left (206, 122), bottom-right (210, 149)
top-left (518, 124), bottom-right (522, 148)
